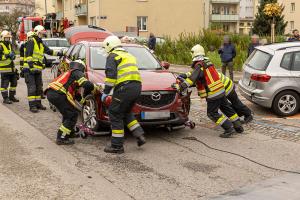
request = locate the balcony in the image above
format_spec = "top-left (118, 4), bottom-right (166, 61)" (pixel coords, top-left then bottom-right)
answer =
top-left (211, 0), bottom-right (240, 4)
top-left (56, 11), bottom-right (63, 20)
top-left (75, 4), bottom-right (87, 16)
top-left (211, 14), bottom-right (239, 22)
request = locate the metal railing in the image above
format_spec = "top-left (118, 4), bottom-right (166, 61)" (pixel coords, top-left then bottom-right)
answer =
top-left (211, 14), bottom-right (239, 21)
top-left (211, 0), bottom-right (240, 3)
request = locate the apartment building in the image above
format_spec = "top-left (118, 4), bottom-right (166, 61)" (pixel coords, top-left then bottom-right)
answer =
top-left (209, 0), bottom-right (240, 33)
top-left (239, 0), bottom-right (259, 35)
top-left (54, 0), bottom-right (207, 38)
top-left (279, 0), bottom-right (299, 34)
top-left (0, 0), bottom-right (35, 15)
top-left (34, 0), bottom-right (55, 17)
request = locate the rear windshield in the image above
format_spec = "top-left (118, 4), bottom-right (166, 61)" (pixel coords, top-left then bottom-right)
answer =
top-left (246, 49), bottom-right (272, 71)
top-left (43, 39), bottom-right (70, 47)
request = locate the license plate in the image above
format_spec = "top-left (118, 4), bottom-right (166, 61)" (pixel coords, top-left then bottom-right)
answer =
top-left (141, 111), bottom-right (170, 120)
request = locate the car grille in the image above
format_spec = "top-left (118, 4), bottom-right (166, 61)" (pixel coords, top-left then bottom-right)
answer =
top-left (136, 91), bottom-right (176, 108)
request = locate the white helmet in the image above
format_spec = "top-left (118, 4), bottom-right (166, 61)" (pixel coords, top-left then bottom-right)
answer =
top-left (34, 25), bottom-right (45, 35)
top-left (26, 31), bottom-right (35, 40)
top-left (1, 30), bottom-right (12, 41)
top-left (191, 44), bottom-right (205, 58)
top-left (103, 35), bottom-right (121, 53)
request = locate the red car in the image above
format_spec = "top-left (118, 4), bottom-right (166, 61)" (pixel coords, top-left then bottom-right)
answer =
top-left (56, 41), bottom-right (191, 131)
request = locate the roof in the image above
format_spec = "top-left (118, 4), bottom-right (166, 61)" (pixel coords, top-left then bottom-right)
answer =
top-left (78, 41), bottom-right (142, 48)
top-left (260, 42), bottom-right (300, 51)
top-left (42, 38), bottom-right (68, 41)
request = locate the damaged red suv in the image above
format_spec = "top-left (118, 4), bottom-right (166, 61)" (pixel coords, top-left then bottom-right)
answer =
top-left (57, 41), bottom-right (191, 131)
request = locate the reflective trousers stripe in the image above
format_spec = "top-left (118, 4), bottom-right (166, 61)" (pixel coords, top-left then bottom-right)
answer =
top-left (112, 129), bottom-right (124, 137)
top-left (216, 115), bottom-right (227, 125)
top-left (59, 125), bottom-right (71, 135)
top-left (229, 113), bottom-right (239, 122)
top-left (127, 120), bottom-right (140, 131)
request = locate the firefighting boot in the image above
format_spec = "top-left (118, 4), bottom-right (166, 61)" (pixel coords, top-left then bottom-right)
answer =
top-left (104, 144), bottom-right (124, 154)
top-left (56, 131), bottom-right (75, 145)
top-left (9, 96), bottom-right (19, 102)
top-left (233, 120), bottom-right (244, 133)
top-left (219, 120), bottom-right (235, 138)
top-left (37, 104), bottom-right (47, 110)
top-left (3, 98), bottom-right (12, 104)
top-left (30, 107), bottom-right (39, 113)
top-left (69, 127), bottom-right (80, 138)
top-left (243, 115), bottom-right (253, 124)
top-left (137, 135), bottom-right (146, 147)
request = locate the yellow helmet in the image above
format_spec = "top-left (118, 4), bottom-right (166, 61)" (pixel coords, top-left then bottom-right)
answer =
top-left (103, 36), bottom-right (121, 53)
top-left (191, 44), bottom-right (205, 58)
top-left (1, 30), bottom-right (12, 41)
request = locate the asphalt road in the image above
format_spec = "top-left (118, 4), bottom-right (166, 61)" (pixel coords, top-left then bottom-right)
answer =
top-left (2, 68), bottom-right (300, 199)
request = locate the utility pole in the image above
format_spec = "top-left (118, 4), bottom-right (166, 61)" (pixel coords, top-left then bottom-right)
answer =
top-left (45, 0), bottom-right (48, 15)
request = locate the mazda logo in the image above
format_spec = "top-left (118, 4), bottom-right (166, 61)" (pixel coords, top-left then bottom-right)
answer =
top-left (151, 92), bottom-right (161, 101)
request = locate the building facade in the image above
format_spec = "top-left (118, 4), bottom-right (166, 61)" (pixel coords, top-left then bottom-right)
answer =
top-left (239, 0), bottom-right (259, 35)
top-left (279, 0), bottom-right (299, 35)
top-left (34, 0), bottom-right (55, 17)
top-left (54, 0), bottom-right (207, 38)
top-left (0, 0), bottom-right (35, 15)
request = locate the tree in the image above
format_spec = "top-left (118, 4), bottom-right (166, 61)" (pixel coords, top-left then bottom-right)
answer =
top-left (252, 0), bottom-right (287, 36)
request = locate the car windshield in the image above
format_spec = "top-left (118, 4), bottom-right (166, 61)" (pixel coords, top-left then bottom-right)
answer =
top-left (43, 39), bottom-right (70, 47)
top-left (90, 46), bottom-right (161, 70)
top-left (246, 49), bottom-right (272, 71)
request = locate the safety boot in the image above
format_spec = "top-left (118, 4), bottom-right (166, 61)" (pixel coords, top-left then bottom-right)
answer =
top-left (3, 98), bottom-right (12, 104)
top-left (9, 96), bottom-right (19, 102)
top-left (243, 115), bottom-right (253, 124)
top-left (233, 120), bottom-right (244, 133)
top-left (30, 107), bottom-right (39, 113)
top-left (56, 132), bottom-right (74, 145)
top-left (219, 127), bottom-right (235, 138)
top-left (37, 104), bottom-right (47, 110)
top-left (137, 135), bottom-right (146, 147)
top-left (104, 144), bottom-right (124, 154)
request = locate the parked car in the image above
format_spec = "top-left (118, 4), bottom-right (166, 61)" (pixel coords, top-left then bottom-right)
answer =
top-left (55, 41), bottom-right (191, 130)
top-left (43, 38), bottom-right (70, 67)
top-left (239, 42), bottom-right (300, 116)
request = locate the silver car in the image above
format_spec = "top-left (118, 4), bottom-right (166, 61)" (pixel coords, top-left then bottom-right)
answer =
top-left (42, 38), bottom-right (70, 67)
top-left (239, 42), bottom-right (300, 116)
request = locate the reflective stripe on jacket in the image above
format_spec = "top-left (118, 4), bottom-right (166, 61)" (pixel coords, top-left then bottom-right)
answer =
top-left (218, 72), bottom-right (234, 96)
top-left (104, 49), bottom-right (141, 87)
top-left (0, 42), bottom-right (12, 73)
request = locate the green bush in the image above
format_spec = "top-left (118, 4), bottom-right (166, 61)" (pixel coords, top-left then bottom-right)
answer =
top-left (155, 30), bottom-right (286, 71)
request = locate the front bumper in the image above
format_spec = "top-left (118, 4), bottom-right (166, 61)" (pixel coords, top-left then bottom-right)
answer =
top-left (238, 80), bottom-right (272, 108)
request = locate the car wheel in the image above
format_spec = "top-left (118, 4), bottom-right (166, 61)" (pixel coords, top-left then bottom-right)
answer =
top-left (272, 91), bottom-right (300, 116)
top-left (82, 95), bottom-right (100, 131)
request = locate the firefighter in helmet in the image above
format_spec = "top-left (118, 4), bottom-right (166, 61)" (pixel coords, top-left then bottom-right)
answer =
top-left (177, 44), bottom-right (244, 137)
top-left (0, 30), bottom-right (19, 104)
top-left (102, 35), bottom-right (146, 154)
top-left (46, 60), bottom-right (95, 145)
top-left (24, 25), bottom-right (63, 113)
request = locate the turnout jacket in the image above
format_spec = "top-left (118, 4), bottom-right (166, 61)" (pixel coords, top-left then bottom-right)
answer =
top-left (0, 41), bottom-right (15, 73)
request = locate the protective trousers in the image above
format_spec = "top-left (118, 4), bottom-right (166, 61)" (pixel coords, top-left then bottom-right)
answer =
top-left (46, 89), bottom-right (79, 137)
top-left (206, 95), bottom-right (238, 130)
top-left (109, 81), bottom-right (144, 147)
top-left (227, 88), bottom-right (251, 117)
top-left (24, 71), bottom-right (43, 108)
top-left (0, 72), bottom-right (17, 99)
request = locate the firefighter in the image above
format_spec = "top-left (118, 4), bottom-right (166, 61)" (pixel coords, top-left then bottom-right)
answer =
top-left (24, 25), bottom-right (63, 113)
top-left (20, 31), bottom-right (34, 78)
top-left (177, 44), bottom-right (243, 138)
top-left (0, 30), bottom-right (19, 104)
top-left (219, 72), bottom-right (253, 123)
top-left (46, 60), bottom-right (95, 145)
top-left (102, 35), bottom-right (146, 154)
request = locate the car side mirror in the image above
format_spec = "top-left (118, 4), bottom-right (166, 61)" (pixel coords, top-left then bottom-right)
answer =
top-left (161, 61), bottom-right (170, 70)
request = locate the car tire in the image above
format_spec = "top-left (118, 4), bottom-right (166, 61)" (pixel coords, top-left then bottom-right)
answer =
top-left (272, 90), bottom-right (300, 117)
top-left (81, 94), bottom-right (100, 131)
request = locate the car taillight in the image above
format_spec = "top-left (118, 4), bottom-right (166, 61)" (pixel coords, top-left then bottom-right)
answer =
top-left (250, 74), bottom-right (271, 82)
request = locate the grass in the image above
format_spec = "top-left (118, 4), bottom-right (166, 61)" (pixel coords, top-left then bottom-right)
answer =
top-left (154, 29), bottom-right (287, 71)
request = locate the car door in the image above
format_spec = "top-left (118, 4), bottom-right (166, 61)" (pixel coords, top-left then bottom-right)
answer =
top-left (290, 51), bottom-right (300, 90)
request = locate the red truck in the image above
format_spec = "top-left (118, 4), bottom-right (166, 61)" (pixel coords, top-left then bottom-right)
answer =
top-left (17, 16), bottom-right (43, 42)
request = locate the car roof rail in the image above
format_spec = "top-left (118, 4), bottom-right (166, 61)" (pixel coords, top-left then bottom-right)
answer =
top-left (277, 45), bottom-right (300, 51)
top-left (87, 25), bottom-right (106, 31)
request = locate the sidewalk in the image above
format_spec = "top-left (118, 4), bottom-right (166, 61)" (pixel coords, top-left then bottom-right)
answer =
top-left (0, 102), bottom-right (132, 200)
top-left (169, 64), bottom-right (243, 83)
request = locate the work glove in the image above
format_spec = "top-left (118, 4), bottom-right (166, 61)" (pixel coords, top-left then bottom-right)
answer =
top-left (9, 52), bottom-right (15, 60)
top-left (101, 93), bottom-right (108, 102)
top-left (5, 54), bottom-right (10, 59)
top-left (28, 61), bottom-right (34, 69)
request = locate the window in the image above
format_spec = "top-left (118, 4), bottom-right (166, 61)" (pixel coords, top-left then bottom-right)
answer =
top-left (90, 16), bottom-right (96, 26)
top-left (224, 6), bottom-right (229, 15)
top-left (246, 50), bottom-right (272, 71)
top-left (78, 46), bottom-right (86, 60)
top-left (57, 40), bottom-right (70, 48)
top-left (292, 52), bottom-right (300, 71)
top-left (281, 53), bottom-right (293, 70)
top-left (290, 21), bottom-right (295, 30)
top-left (137, 16), bottom-right (147, 31)
top-left (291, 3), bottom-right (295, 12)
